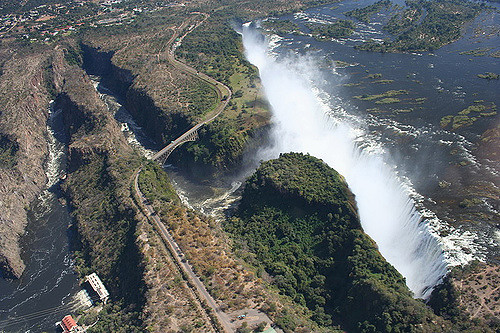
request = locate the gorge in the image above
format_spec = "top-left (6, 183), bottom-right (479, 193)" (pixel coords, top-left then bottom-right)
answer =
top-left (0, 0), bottom-right (498, 331)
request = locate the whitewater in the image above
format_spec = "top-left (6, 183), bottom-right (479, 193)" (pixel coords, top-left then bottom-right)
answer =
top-left (241, 25), bottom-right (448, 298)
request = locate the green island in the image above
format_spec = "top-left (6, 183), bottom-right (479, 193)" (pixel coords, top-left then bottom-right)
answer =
top-left (354, 89), bottom-right (408, 101)
top-left (366, 73), bottom-right (383, 79)
top-left (460, 47), bottom-right (493, 57)
top-left (440, 102), bottom-right (497, 130)
top-left (227, 152), bottom-right (447, 332)
top-left (335, 60), bottom-right (357, 68)
top-left (477, 72), bottom-right (500, 80)
top-left (344, 0), bottom-right (393, 23)
top-left (307, 19), bottom-right (356, 39)
top-left (261, 19), bottom-right (302, 36)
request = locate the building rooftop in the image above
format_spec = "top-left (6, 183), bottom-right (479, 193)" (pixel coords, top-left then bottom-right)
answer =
top-left (85, 272), bottom-right (110, 303)
top-left (60, 315), bottom-right (77, 332)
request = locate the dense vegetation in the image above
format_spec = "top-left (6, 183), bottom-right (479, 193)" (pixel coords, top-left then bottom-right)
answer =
top-left (261, 19), bottom-right (301, 36)
top-left (0, 134), bottom-right (18, 168)
top-left (345, 0), bottom-right (392, 23)
top-left (307, 19), bottom-right (356, 39)
top-left (228, 153), bottom-right (445, 332)
top-left (351, 0), bottom-right (486, 52)
top-left (174, 16), bottom-right (270, 174)
top-left (176, 18), bottom-right (244, 87)
top-left (138, 161), bottom-right (179, 206)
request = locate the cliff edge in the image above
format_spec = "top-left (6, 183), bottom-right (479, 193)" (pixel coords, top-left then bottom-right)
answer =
top-left (0, 48), bottom-right (53, 279)
top-left (228, 152), bottom-right (446, 332)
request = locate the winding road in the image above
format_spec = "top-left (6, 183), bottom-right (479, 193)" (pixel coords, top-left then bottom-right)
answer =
top-left (134, 13), bottom-right (234, 332)
top-left (133, 13), bottom-right (281, 333)
top-left (151, 13), bottom-right (232, 162)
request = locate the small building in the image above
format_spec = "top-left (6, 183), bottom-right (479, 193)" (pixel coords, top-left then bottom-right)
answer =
top-left (58, 315), bottom-right (81, 333)
top-left (85, 272), bottom-right (110, 304)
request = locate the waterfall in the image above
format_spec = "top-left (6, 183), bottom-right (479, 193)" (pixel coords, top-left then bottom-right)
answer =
top-left (241, 25), bottom-right (447, 298)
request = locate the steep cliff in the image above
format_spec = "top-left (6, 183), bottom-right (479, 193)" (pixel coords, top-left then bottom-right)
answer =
top-left (228, 153), bottom-right (447, 332)
top-left (0, 47), bottom-right (53, 278)
top-left (80, 40), bottom-right (199, 144)
top-left (56, 53), bottom-right (146, 331)
top-left (79, 17), bottom-right (270, 178)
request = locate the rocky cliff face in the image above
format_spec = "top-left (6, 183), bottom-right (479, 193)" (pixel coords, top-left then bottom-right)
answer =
top-left (56, 54), bottom-right (147, 330)
top-left (79, 40), bottom-right (266, 178)
top-left (0, 42), bottom-right (122, 279)
top-left (0, 50), bottom-right (53, 279)
top-left (81, 43), bottom-right (193, 147)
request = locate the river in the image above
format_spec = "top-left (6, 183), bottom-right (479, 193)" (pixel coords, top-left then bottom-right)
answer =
top-left (2, 1), bottom-right (497, 329)
top-left (163, 1), bottom-right (500, 298)
top-left (238, 0), bottom-right (499, 298)
top-left (0, 104), bottom-right (79, 333)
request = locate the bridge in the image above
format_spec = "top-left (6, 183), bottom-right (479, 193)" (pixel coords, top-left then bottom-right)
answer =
top-left (151, 126), bottom-right (200, 165)
top-left (151, 13), bottom-right (231, 165)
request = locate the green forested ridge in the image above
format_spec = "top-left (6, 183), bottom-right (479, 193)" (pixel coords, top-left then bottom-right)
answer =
top-left (228, 153), bottom-right (446, 332)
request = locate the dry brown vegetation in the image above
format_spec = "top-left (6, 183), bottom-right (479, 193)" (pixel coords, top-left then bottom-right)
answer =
top-left (0, 45), bottom-right (53, 278)
top-left (453, 263), bottom-right (500, 321)
top-left (138, 217), bottom-right (215, 333)
top-left (138, 162), bottom-right (323, 332)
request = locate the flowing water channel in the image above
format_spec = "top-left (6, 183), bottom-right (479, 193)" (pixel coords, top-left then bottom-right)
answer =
top-left (163, 2), bottom-right (500, 299)
top-left (85, 0), bottom-right (499, 304)
top-left (235, 0), bottom-right (499, 297)
top-left (0, 104), bottom-right (79, 333)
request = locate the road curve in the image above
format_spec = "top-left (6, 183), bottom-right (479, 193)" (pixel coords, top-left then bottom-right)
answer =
top-left (134, 169), bottom-right (234, 333)
top-left (132, 14), bottom-right (234, 332)
top-left (152, 13), bottom-right (232, 162)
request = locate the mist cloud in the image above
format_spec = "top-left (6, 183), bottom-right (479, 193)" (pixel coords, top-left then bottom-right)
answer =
top-left (241, 25), bottom-right (447, 298)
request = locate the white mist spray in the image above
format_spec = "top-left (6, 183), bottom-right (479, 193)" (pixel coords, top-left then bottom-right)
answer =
top-left (241, 25), bottom-right (447, 298)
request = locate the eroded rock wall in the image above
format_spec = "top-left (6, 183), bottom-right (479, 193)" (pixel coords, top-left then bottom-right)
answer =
top-left (0, 51), bottom-right (52, 278)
